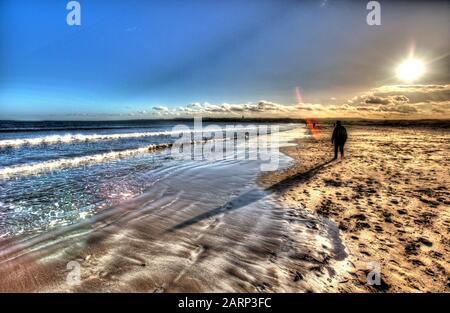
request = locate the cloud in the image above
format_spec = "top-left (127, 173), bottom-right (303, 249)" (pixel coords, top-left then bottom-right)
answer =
top-left (155, 100), bottom-right (297, 117)
top-left (355, 104), bottom-right (418, 114)
top-left (372, 84), bottom-right (450, 103)
top-left (102, 84), bottom-right (450, 120)
top-left (144, 84), bottom-right (450, 119)
top-left (330, 84), bottom-right (450, 118)
top-left (361, 95), bottom-right (409, 105)
top-left (152, 106), bottom-right (169, 112)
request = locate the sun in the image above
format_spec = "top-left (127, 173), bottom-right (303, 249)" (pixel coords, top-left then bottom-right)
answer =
top-left (396, 58), bottom-right (425, 82)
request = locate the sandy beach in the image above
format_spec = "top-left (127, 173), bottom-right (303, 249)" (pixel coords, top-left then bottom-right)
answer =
top-left (0, 123), bottom-right (448, 293)
top-left (0, 125), bottom-right (344, 292)
top-left (1, 0), bottom-right (449, 301)
top-left (260, 123), bottom-right (450, 292)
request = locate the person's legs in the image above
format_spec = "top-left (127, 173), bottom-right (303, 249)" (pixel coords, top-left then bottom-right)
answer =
top-left (334, 144), bottom-right (338, 159)
top-left (339, 144), bottom-right (344, 158)
top-left (339, 144), bottom-right (344, 159)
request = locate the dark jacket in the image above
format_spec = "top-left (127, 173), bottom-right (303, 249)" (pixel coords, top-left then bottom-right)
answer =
top-left (332, 125), bottom-right (347, 145)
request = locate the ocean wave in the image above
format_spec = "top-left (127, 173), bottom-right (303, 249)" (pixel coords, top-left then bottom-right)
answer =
top-left (0, 143), bottom-right (172, 179)
top-left (0, 132), bottom-right (172, 148)
top-left (0, 126), bottom-right (262, 148)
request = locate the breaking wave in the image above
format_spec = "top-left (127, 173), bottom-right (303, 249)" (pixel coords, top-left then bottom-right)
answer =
top-left (0, 143), bottom-right (172, 178)
top-left (0, 126), bottom-right (261, 148)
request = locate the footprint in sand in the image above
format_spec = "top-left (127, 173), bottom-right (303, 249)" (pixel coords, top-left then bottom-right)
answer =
top-left (189, 245), bottom-right (207, 262)
top-left (153, 286), bottom-right (165, 293)
top-left (207, 214), bottom-right (224, 229)
top-left (195, 214), bottom-right (224, 240)
top-left (171, 245), bottom-right (208, 285)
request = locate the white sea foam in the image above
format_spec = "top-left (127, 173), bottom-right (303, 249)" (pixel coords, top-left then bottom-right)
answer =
top-left (0, 125), bottom-right (285, 178)
top-left (0, 132), bottom-right (170, 148)
top-left (0, 143), bottom-right (172, 179)
top-left (0, 126), bottom-right (261, 148)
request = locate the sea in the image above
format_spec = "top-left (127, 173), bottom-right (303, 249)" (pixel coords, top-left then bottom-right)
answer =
top-left (0, 120), bottom-right (303, 239)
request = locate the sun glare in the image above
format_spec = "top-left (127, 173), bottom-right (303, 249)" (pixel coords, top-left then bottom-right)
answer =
top-left (396, 58), bottom-right (425, 82)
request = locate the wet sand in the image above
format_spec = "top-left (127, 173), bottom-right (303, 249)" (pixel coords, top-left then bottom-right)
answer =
top-left (260, 124), bottom-right (450, 292)
top-left (0, 128), bottom-right (352, 292)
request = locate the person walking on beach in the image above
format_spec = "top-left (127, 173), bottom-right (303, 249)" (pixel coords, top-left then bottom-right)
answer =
top-left (331, 120), bottom-right (347, 160)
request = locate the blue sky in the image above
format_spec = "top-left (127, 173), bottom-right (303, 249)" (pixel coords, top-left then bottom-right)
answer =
top-left (1, 0), bottom-right (449, 120)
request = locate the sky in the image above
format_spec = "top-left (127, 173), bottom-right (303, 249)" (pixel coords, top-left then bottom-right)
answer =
top-left (0, 0), bottom-right (449, 120)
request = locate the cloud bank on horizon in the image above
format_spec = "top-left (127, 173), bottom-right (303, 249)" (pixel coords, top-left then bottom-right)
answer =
top-left (21, 84), bottom-right (450, 120)
top-left (129, 84), bottom-right (450, 120)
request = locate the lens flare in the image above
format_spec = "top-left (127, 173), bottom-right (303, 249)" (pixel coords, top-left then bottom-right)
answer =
top-left (296, 86), bottom-right (321, 140)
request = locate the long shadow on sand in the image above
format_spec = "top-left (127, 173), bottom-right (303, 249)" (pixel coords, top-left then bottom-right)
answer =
top-left (167, 159), bottom-right (335, 232)
top-left (268, 159), bottom-right (334, 192)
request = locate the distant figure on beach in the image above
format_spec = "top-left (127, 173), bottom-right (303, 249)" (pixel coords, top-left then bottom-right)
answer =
top-left (331, 121), bottom-right (347, 159)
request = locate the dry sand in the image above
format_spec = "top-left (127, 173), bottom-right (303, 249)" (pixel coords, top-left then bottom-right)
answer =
top-left (260, 124), bottom-right (450, 292)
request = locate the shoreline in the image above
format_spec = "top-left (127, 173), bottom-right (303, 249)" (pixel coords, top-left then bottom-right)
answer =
top-left (0, 125), bottom-right (448, 292)
top-left (1, 127), bottom-right (341, 292)
top-left (259, 124), bottom-right (449, 292)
